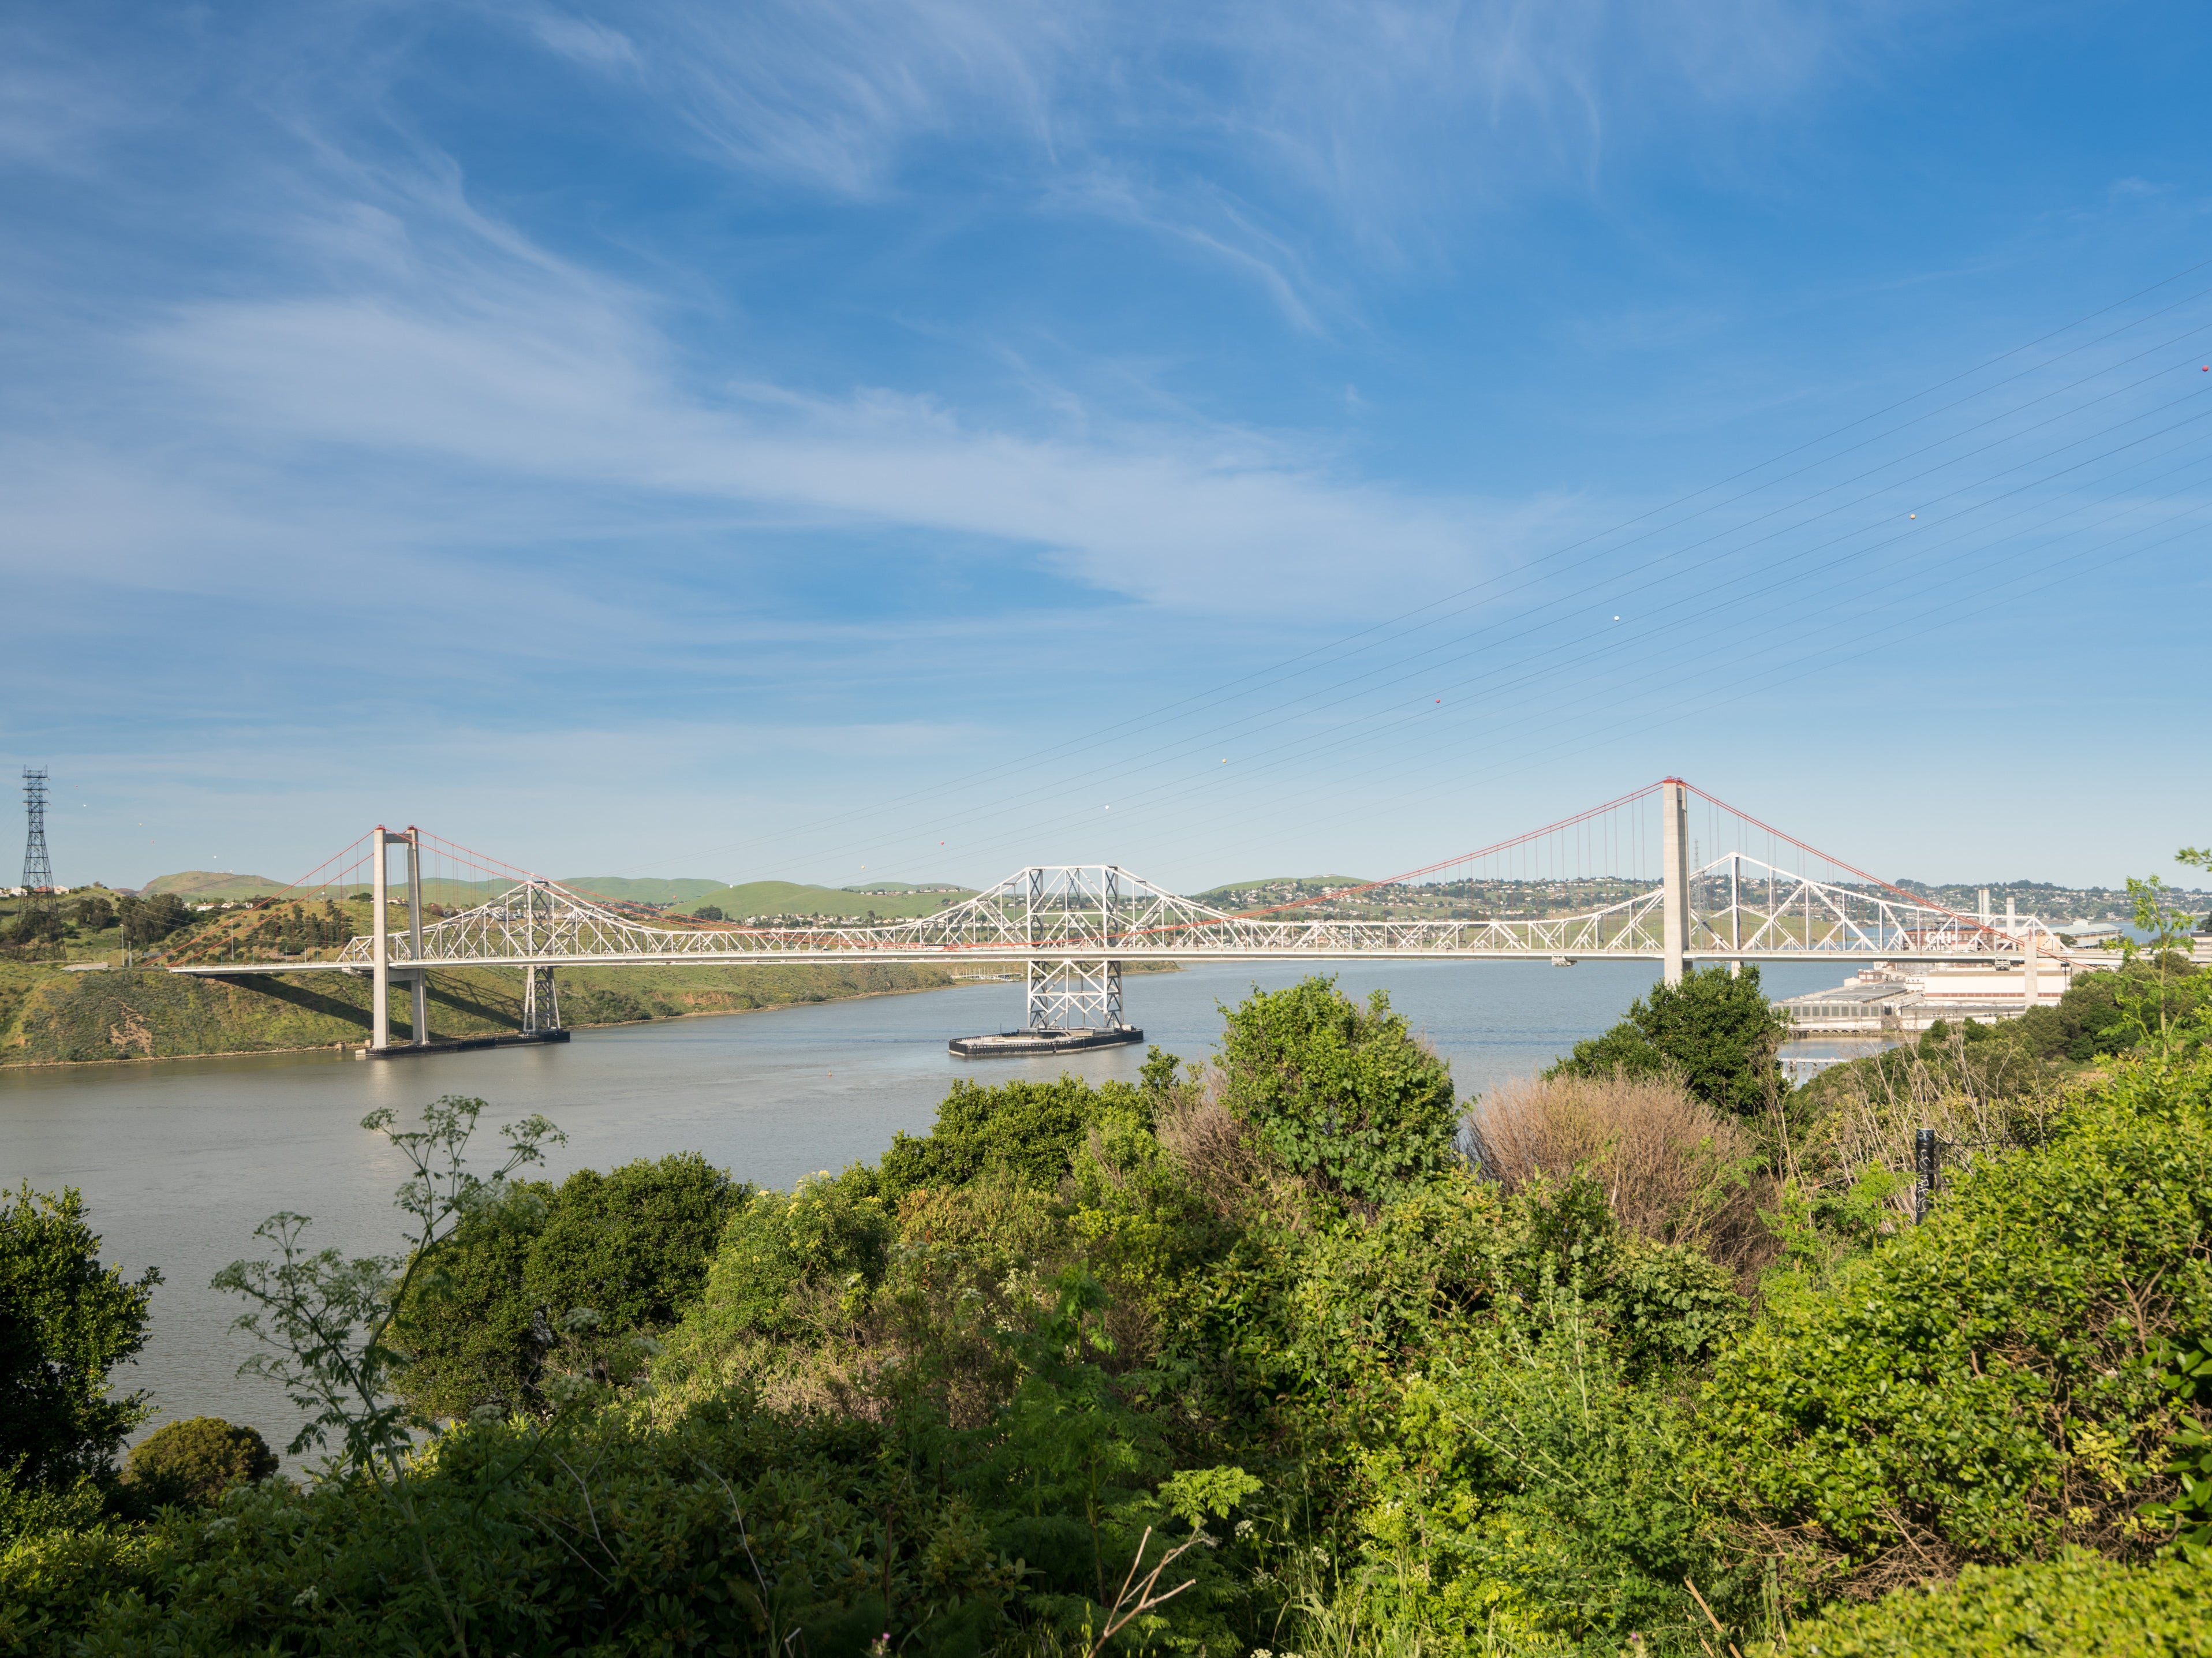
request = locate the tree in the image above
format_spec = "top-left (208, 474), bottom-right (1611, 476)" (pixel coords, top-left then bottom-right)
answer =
top-left (879, 1074), bottom-right (1148, 1201)
top-left (116, 893), bottom-right (192, 951)
top-left (1215, 976), bottom-right (1460, 1207)
top-left (0, 1184), bottom-right (160, 1489)
top-left (390, 1152), bottom-right (743, 1418)
top-left (694, 905), bottom-right (726, 921)
top-left (1548, 964), bottom-right (1791, 1118)
top-left (123, 1416), bottom-right (277, 1507)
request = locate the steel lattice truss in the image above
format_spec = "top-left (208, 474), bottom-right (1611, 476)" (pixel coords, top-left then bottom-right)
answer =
top-left (199, 856), bottom-right (2064, 976)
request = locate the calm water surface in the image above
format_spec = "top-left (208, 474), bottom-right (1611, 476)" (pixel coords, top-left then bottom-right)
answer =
top-left (1, 959), bottom-right (1851, 1454)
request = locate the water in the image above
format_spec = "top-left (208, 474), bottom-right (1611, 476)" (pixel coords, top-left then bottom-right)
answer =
top-left (1, 959), bottom-right (1851, 1455)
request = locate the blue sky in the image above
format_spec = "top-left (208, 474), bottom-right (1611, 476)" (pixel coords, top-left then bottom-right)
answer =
top-left (5, 0), bottom-right (2210, 893)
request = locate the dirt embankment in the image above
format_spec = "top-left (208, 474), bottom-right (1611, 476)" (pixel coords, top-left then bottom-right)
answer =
top-left (0, 960), bottom-right (980, 1066)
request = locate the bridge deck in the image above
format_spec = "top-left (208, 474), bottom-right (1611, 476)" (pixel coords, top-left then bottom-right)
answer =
top-left (167, 944), bottom-right (2097, 976)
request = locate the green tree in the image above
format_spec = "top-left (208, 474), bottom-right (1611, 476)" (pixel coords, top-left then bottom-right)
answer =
top-left (391, 1152), bottom-right (741, 1420)
top-left (115, 893), bottom-right (192, 951)
top-left (1548, 964), bottom-right (1791, 1118)
top-left (122, 1416), bottom-right (278, 1508)
top-left (0, 1184), bottom-right (160, 1489)
top-left (1215, 976), bottom-right (1460, 1207)
top-left (880, 1074), bottom-right (1148, 1201)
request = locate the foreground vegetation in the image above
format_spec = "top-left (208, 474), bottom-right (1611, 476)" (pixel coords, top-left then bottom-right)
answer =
top-left (5, 942), bottom-right (2210, 1652)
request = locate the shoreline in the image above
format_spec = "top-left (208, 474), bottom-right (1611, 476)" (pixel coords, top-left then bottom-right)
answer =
top-left (0, 969), bottom-right (1184, 1071)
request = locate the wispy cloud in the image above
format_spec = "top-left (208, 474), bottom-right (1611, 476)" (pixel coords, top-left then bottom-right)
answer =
top-left (102, 156), bottom-right (1567, 615)
top-left (524, 0), bottom-right (1874, 261)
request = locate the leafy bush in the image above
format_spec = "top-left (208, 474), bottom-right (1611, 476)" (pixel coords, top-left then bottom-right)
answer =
top-left (880, 1074), bottom-right (1149, 1202)
top-left (1753, 1551), bottom-right (2212, 1656)
top-left (1215, 976), bottom-right (1460, 1208)
top-left (8, 1393), bottom-right (1018, 1656)
top-left (0, 1184), bottom-right (159, 1489)
top-left (121, 1416), bottom-right (276, 1508)
top-left (677, 1166), bottom-right (895, 1349)
top-left (1701, 1050), bottom-right (2212, 1601)
top-left (392, 1152), bottom-right (744, 1418)
top-left (1549, 965), bottom-right (1791, 1118)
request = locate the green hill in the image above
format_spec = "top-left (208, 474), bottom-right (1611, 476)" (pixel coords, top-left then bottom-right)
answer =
top-left (140, 871), bottom-right (728, 909)
top-left (139, 869), bottom-right (974, 919)
top-left (139, 871), bottom-right (292, 900)
top-left (679, 880), bottom-right (977, 920)
top-left (557, 876), bottom-right (727, 904)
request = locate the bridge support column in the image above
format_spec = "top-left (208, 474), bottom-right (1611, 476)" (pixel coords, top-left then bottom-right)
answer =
top-left (1661, 778), bottom-right (1690, 985)
top-left (371, 826), bottom-right (390, 1051)
top-left (2023, 925), bottom-right (2039, 1011)
top-left (1026, 958), bottom-right (1128, 1032)
top-left (522, 965), bottom-right (561, 1034)
top-left (951, 958), bottom-right (1142, 1056)
top-left (405, 827), bottom-right (428, 1047)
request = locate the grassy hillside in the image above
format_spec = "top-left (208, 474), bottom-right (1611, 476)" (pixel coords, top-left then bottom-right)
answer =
top-left (0, 958), bottom-right (980, 1065)
top-left (139, 871), bottom-right (730, 908)
top-left (678, 880), bottom-right (977, 920)
top-left (139, 871), bottom-right (292, 900)
top-left (556, 876), bottom-right (727, 904)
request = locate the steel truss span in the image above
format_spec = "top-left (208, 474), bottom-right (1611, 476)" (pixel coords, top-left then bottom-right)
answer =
top-left (174, 855), bottom-right (2068, 976)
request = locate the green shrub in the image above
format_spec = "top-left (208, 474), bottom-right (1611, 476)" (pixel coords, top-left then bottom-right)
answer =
top-left (880, 1074), bottom-right (1148, 1202)
top-left (1549, 964), bottom-right (1791, 1118)
top-left (1215, 976), bottom-right (1460, 1208)
top-left (1754, 1551), bottom-right (2212, 1656)
top-left (1701, 1050), bottom-right (2212, 1599)
top-left (677, 1166), bottom-right (895, 1347)
top-left (122, 1417), bottom-right (276, 1507)
top-left (11, 1393), bottom-right (1019, 1657)
top-left (392, 1153), bottom-right (744, 1419)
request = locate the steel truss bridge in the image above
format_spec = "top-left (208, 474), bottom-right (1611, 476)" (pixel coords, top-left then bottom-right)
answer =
top-left (166, 781), bottom-right (2079, 1056)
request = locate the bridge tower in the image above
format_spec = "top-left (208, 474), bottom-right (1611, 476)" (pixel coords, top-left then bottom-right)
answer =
top-left (369, 826), bottom-right (430, 1051)
top-left (1023, 958), bottom-right (1126, 1033)
top-left (1660, 777), bottom-right (1690, 984)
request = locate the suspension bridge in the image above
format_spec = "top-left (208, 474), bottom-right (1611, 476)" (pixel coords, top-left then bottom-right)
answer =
top-left (158, 779), bottom-right (2078, 1057)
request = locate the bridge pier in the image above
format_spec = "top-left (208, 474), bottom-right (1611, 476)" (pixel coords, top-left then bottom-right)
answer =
top-left (522, 964), bottom-right (561, 1034)
top-left (948, 958), bottom-right (1145, 1058)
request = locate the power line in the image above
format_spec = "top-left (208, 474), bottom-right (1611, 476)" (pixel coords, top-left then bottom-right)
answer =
top-left (622, 259), bottom-right (2212, 875)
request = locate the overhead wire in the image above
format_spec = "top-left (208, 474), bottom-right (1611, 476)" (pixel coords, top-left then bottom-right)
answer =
top-left (623, 260), bottom-right (2212, 875)
top-left (729, 355), bottom-right (2212, 877)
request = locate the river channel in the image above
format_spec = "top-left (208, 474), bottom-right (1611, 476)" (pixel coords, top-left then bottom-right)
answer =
top-left (2, 959), bottom-right (1861, 1457)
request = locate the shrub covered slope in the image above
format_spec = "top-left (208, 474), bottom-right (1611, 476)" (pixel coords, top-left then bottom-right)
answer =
top-left (5, 964), bottom-right (2211, 1655)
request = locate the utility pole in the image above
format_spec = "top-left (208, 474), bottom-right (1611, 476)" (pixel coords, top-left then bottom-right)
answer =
top-left (20, 767), bottom-right (51, 895)
top-left (1661, 778), bottom-right (1690, 985)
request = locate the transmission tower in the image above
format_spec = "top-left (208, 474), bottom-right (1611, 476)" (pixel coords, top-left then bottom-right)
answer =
top-left (21, 768), bottom-right (51, 895)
